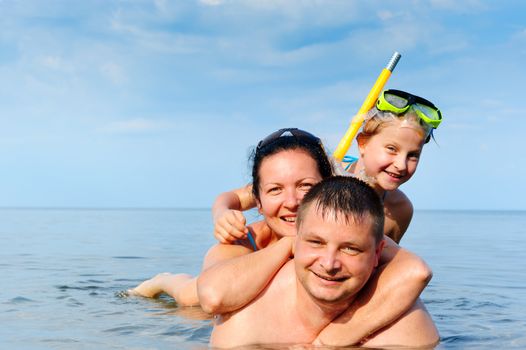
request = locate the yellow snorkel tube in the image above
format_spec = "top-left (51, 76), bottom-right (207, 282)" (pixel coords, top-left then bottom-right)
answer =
top-left (333, 52), bottom-right (402, 161)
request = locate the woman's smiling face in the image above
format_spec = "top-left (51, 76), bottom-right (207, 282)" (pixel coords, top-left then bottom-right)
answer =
top-left (256, 149), bottom-right (323, 238)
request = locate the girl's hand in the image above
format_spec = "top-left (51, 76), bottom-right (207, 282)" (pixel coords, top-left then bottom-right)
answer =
top-left (213, 209), bottom-right (249, 244)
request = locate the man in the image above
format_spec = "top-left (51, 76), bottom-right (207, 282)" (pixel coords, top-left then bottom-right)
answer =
top-left (204, 176), bottom-right (438, 348)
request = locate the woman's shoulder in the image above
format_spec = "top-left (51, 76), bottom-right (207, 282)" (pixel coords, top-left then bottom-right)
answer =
top-left (247, 221), bottom-right (269, 236)
top-left (246, 221), bottom-right (274, 249)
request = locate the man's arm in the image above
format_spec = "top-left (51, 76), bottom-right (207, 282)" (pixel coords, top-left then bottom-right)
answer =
top-left (197, 236), bottom-right (293, 315)
top-left (315, 237), bottom-right (432, 346)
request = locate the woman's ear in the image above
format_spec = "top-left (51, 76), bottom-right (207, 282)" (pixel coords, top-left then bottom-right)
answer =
top-left (256, 199), bottom-right (262, 214)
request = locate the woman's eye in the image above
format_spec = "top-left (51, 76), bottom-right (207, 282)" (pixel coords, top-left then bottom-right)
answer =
top-left (299, 183), bottom-right (314, 191)
top-left (307, 239), bottom-right (322, 246)
top-left (267, 187), bottom-right (281, 194)
top-left (386, 145), bottom-right (397, 153)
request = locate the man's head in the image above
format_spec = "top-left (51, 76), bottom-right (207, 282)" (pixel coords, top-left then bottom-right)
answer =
top-left (294, 176), bottom-right (385, 306)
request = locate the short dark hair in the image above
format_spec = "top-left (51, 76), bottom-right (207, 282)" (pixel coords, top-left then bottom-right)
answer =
top-left (250, 129), bottom-right (333, 201)
top-left (297, 176), bottom-right (384, 243)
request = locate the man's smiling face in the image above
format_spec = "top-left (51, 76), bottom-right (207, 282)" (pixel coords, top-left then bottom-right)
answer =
top-left (294, 204), bottom-right (383, 306)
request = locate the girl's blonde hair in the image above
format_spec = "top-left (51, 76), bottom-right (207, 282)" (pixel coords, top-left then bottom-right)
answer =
top-left (359, 107), bottom-right (433, 144)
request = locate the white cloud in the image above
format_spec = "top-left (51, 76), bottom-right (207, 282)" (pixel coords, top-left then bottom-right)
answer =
top-left (430, 0), bottom-right (487, 12)
top-left (200, 0), bottom-right (223, 6)
top-left (109, 12), bottom-right (209, 55)
top-left (100, 62), bottom-right (127, 85)
top-left (510, 28), bottom-right (526, 42)
top-left (239, 0), bottom-right (362, 25)
top-left (40, 55), bottom-right (69, 70)
top-left (377, 10), bottom-right (396, 21)
top-left (154, 0), bottom-right (169, 13)
top-left (99, 118), bottom-right (170, 134)
top-left (446, 122), bottom-right (476, 130)
top-left (41, 57), bottom-right (60, 70)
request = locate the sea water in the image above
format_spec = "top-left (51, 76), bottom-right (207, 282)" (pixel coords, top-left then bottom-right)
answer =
top-left (1, 208), bottom-right (525, 349)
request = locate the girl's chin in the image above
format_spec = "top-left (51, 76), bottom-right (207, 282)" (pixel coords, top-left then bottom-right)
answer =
top-left (378, 175), bottom-right (406, 190)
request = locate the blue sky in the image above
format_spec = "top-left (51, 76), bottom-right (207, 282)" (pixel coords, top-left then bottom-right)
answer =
top-left (1, 0), bottom-right (524, 210)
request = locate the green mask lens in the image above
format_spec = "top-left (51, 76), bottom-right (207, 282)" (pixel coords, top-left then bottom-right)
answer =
top-left (384, 93), bottom-right (410, 110)
top-left (376, 89), bottom-right (442, 129)
top-left (412, 103), bottom-right (441, 128)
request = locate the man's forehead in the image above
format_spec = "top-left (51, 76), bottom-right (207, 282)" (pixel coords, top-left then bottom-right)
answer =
top-left (299, 205), bottom-right (374, 236)
top-left (302, 204), bottom-right (371, 226)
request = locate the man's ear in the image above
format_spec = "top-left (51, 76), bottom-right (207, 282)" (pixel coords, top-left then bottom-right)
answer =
top-left (374, 239), bottom-right (385, 268)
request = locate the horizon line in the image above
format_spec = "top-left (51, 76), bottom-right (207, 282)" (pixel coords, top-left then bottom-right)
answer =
top-left (0, 207), bottom-right (524, 213)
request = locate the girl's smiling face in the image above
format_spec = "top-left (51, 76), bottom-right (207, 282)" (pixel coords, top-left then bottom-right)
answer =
top-left (256, 149), bottom-right (323, 238)
top-left (358, 119), bottom-right (426, 193)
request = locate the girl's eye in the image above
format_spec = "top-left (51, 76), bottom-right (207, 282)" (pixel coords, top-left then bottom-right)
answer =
top-left (386, 145), bottom-right (397, 153)
top-left (408, 152), bottom-right (421, 161)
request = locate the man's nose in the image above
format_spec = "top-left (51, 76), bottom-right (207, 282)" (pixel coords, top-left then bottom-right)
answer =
top-left (319, 248), bottom-right (342, 272)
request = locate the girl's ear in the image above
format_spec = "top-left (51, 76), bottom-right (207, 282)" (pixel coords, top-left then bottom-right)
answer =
top-left (356, 133), bottom-right (368, 156)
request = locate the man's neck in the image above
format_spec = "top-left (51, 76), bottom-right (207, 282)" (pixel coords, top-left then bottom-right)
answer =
top-left (294, 279), bottom-right (354, 331)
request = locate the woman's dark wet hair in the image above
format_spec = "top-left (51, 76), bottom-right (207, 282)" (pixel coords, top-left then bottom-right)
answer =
top-left (250, 128), bottom-right (333, 201)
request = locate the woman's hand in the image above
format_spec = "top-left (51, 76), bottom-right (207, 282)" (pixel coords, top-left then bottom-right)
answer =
top-left (213, 209), bottom-right (249, 243)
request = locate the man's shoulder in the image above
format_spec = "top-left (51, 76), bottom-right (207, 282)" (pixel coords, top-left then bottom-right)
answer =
top-left (271, 260), bottom-right (296, 287)
top-left (361, 299), bottom-right (439, 348)
top-left (229, 260), bottom-right (296, 314)
top-left (211, 260), bottom-right (298, 347)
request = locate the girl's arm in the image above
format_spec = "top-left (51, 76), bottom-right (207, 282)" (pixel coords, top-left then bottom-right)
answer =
top-left (314, 237), bottom-right (432, 346)
top-left (384, 189), bottom-right (414, 243)
top-left (212, 184), bottom-right (256, 243)
top-left (197, 236), bottom-right (294, 315)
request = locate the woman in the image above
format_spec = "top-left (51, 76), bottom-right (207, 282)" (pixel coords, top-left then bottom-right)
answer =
top-left (128, 129), bottom-right (332, 304)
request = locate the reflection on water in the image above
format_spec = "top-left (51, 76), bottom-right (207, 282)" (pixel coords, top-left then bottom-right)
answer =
top-left (1, 209), bottom-right (525, 349)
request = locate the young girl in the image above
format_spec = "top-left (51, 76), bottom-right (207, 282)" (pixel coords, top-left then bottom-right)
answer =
top-left (130, 127), bottom-right (433, 345)
top-left (213, 89), bottom-right (442, 244)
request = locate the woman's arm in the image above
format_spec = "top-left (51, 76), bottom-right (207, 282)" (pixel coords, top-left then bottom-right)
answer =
top-left (314, 237), bottom-right (432, 346)
top-left (197, 236), bottom-right (294, 315)
top-left (212, 184), bottom-right (256, 243)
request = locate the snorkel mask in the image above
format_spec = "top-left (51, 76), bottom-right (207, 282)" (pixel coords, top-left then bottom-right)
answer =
top-left (366, 89), bottom-right (442, 139)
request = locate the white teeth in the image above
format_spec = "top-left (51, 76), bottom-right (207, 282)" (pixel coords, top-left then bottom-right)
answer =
top-left (282, 217), bottom-right (296, 222)
top-left (386, 171), bottom-right (402, 178)
top-left (313, 271), bottom-right (346, 282)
